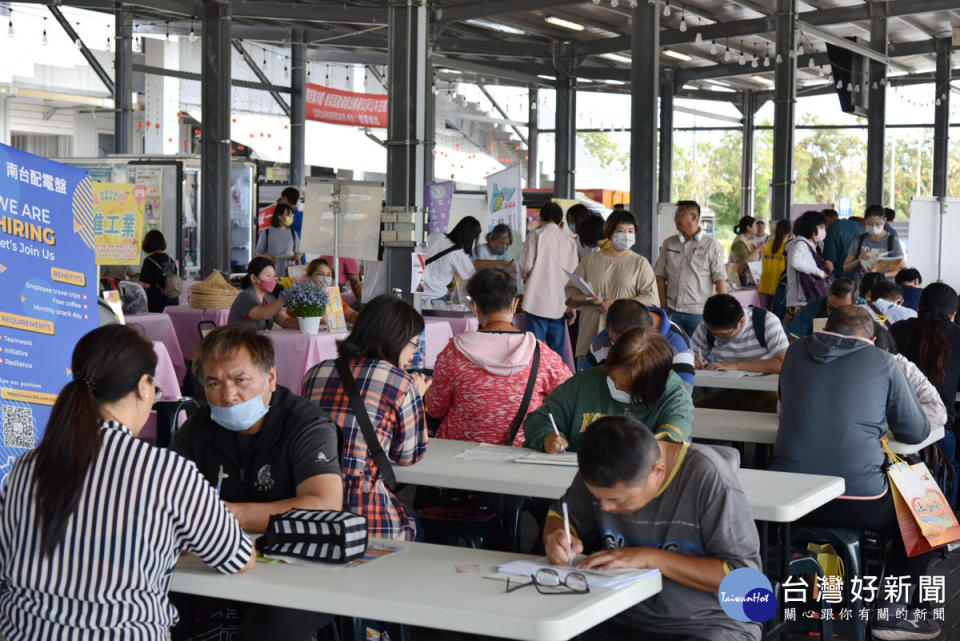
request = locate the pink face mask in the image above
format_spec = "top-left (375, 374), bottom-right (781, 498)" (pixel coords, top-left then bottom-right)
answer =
top-left (259, 277), bottom-right (277, 293)
top-left (815, 227), bottom-right (826, 242)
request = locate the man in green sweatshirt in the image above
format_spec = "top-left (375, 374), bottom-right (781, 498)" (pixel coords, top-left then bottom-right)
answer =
top-left (523, 330), bottom-right (694, 453)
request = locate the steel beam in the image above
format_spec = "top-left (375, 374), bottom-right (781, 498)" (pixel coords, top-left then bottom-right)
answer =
top-left (741, 90), bottom-right (757, 219)
top-left (578, 0), bottom-right (960, 55)
top-left (385, 1), bottom-right (429, 299)
top-left (658, 70), bottom-right (675, 204)
top-left (630, 1), bottom-right (659, 258)
top-left (800, 23), bottom-right (888, 65)
top-left (933, 38), bottom-right (952, 198)
top-left (436, 0), bottom-right (568, 24)
top-left (431, 54), bottom-right (548, 86)
top-left (233, 40), bottom-right (291, 117)
top-left (528, 85), bottom-right (539, 188)
top-left (478, 85), bottom-right (527, 145)
top-left (200, 0), bottom-right (232, 275)
top-left (231, 2), bottom-right (386, 23)
top-left (866, 9), bottom-right (887, 206)
top-left (771, 0), bottom-right (797, 223)
top-left (290, 28), bottom-right (306, 188)
top-left (133, 63), bottom-right (289, 92)
top-left (114, 7), bottom-right (132, 154)
top-left (554, 75), bottom-right (576, 199)
top-left (48, 5), bottom-right (114, 95)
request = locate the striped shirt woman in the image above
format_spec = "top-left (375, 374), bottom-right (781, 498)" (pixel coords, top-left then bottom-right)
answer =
top-left (0, 325), bottom-right (252, 640)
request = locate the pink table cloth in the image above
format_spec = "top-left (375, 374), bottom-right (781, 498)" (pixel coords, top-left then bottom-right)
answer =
top-left (265, 319), bottom-right (454, 393)
top-left (178, 279), bottom-right (202, 306)
top-left (429, 314), bottom-right (479, 337)
top-left (164, 306), bottom-right (230, 362)
top-left (127, 313), bottom-right (186, 383)
top-left (141, 341), bottom-right (183, 441)
top-left (731, 287), bottom-right (763, 308)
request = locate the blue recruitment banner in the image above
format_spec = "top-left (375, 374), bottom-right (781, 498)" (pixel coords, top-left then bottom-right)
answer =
top-left (0, 143), bottom-right (98, 481)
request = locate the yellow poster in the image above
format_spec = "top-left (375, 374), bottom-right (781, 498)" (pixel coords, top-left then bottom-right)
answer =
top-left (91, 182), bottom-right (145, 266)
top-left (324, 287), bottom-right (347, 333)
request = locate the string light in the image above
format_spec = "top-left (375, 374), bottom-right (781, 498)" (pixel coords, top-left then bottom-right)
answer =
top-left (776, 53), bottom-right (782, 64)
top-left (808, 56), bottom-right (815, 68)
top-left (763, 54), bottom-right (770, 68)
top-left (7, 15), bottom-right (12, 38)
top-left (738, 41), bottom-right (745, 66)
top-left (710, 41), bottom-right (718, 55)
top-left (75, 37), bottom-right (82, 50)
top-left (679, 5), bottom-right (687, 32)
top-left (41, 17), bottom-right (47, 46)
top-left (694, 31), bottom-right (702, 43)
top-left (663, 1), bottom-right (671, 17)
top-left (609, 0), bottom-right (619, 7)
top-left (723, 43), bottom-right (731, 62)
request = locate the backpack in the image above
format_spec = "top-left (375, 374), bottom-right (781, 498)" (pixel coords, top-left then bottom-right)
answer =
top-left (147, 255), bottom-right (183, 299)
top-left (854, 232), bottom-right (895, 258)
top-left (707, 305), bottom-right (768, 350)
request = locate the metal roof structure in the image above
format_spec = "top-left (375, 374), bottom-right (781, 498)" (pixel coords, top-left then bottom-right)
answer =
top-left (13, 0), bottom-right (960, 101)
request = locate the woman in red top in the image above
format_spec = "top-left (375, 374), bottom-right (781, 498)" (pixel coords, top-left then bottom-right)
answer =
top-left (426, 268), bottom-right (572, 445)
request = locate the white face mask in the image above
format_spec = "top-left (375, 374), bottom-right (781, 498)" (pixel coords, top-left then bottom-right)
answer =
top-left (866, 224), bottom-right (884, 236)
top-left (606, 376), bottom-right (633, 404)
top-left (315, 275), bottom-right (333, 288)
top-left (611, 232), bottom-right (635, 252)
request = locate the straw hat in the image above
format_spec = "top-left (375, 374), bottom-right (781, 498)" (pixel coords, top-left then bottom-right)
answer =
top-left (188, 271), bottom-right (240, 309)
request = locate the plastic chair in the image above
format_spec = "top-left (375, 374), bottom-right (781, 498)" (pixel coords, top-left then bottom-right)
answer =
top-left (791, 526), bottom-right (866, 641)
top-left (198, 320), bottom-right (217, 339)
top-left (153, 397), bottom-right (199, 448)
top-left (767, 553), bottom-right (835, 641)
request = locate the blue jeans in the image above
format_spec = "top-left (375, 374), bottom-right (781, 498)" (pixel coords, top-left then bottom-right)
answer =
top-left (667, 309), bottom-right (703, 338)
top-left (525, 313), bottom-right (566, 359)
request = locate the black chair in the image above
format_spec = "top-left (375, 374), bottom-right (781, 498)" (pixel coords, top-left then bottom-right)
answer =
top-left (153, 398), bottom-right (199, 448)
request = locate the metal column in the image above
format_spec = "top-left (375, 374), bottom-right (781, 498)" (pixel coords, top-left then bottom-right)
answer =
top-left (866, 10), bottom-right (887, 205)
top-left (630, 0), bottom-right (660, 258)
top-left (741, 90), bottom-right (757, 219)
top-left (771, 0), bottom-right (797, 222)
top-left (114, 8), bottom-right (132, 154)
top-left (554, 69), bottom-right (576, 199)
top-left (384, 1), bottom-right (429, 296)
top-left (200, 1), bottom-right (232, 275)
top-left (290, 29), bottom-right (306, 189)
top-left (658, 69), bottom-right (675, 204)
top-left (424, 65), bottom-right (435, 184)
top-left (933, 37), bottom-right (951, 199)
top-left (528, 85), bottom-right (539, 188)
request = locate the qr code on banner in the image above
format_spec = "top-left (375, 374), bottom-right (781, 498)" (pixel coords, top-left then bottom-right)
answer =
top-left (1, 405), bottom-right (35, 449)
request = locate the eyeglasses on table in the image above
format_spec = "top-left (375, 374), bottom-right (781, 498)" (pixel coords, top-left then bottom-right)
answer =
top-left (505, 568), bottom-right (590, 595)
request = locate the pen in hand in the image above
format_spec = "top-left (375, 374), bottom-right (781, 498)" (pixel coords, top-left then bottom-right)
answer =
top-left (562, 501), bottom-right (573, 566)
top-left (548, 411), bottom-right (566, 454)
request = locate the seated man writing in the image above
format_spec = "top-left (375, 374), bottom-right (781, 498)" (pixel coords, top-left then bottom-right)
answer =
top-left (171, 327), bottom-right (342, 641)
top-left (772, 306), bottom-right (935, 641)
top-left (545, 415), bottom-right (761, 641)
top-left (585, 299), bottom-right (696, 393)
top-left (785, 278), bottom-right (859, 338)
top-left (691, 293), bottom-right (789, 373)
top-left (524, 329), bottom-right (693, 453)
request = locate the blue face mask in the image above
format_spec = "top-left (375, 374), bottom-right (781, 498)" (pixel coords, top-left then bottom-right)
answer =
top-left (606, 376), bottom-right (633, 405)
top-left (209, 379), bottom-right (271, 432)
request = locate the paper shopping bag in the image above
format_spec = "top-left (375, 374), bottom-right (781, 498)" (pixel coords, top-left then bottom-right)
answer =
top-left (885, 443), bottom-right (960, 557)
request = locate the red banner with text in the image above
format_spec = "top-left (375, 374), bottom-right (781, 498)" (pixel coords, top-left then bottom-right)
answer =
top-left (305, 83), bottom-right (388, 128)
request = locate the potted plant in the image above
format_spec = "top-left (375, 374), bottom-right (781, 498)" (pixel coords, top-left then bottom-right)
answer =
top-left (280, 281), bottom-right (330, 335)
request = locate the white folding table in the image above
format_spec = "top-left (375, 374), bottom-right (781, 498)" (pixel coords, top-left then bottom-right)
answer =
top-left (694, 370), bottom-right (780, 392)
top-left (172, 540), bottom-right (663, 641)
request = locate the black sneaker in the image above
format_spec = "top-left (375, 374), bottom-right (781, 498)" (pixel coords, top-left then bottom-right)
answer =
top-left (872, 618), bottom-right (941, 641)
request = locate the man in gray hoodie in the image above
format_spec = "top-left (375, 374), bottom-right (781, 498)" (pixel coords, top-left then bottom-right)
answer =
top-left (772, 306), bottom-right (936, 641)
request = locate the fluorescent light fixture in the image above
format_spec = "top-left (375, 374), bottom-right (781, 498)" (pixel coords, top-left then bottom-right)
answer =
top-left (705, 79), bottom-right (732, 88)
top-left (545, 16), bottom-right (585, 31)
top-left (682, 84), bottom-right (698, 91)
top-left (663, 50), bottom-right (693, 62)
top-left (464, 19), bottom-right (526, 36)
top-left (703, 80), bottom-right (736, 93)
top-left (577, 78), bottom-right (595, 83)
top-left (600, 53), bottom-right (632, 64)
top-left (750, 75), bottom-right (774, 86)
top-left (537, 74), bottom-right (556, 81)
top-left (601, 79), bottom-right (626, 85)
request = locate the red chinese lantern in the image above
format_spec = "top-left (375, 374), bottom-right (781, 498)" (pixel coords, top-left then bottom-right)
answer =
top-left (232, 118), bottom-right (237, 123)
top-left (136, 122), bottom-right (142, 128)
top-left (267, 133), bottom-right (272, 138)
top-left (195, 129), bottom-right (201, 136)
top-left (239, 145), bottom-right (245, 151)
top-left (145, 121), bottom-right (151, 127)
top-left (167, 138), bottom-right (173, 143)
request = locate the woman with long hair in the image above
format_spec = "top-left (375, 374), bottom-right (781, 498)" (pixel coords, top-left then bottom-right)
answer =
top-left (0, 325), bottom-right (252, 639)
top-left (891, 282), bottom-right (960, 507)
top-left (729, 216), bottom-right (763, 285)
top-left (228, 256), bottom-right (298, 331)
top-left (422, 216), bottom-right (489, 300)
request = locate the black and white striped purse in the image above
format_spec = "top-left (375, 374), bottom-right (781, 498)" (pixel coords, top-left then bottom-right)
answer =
top-left (255, 509), bottom-right (368, 563)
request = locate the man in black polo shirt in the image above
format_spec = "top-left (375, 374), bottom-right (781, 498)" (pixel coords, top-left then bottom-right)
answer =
top-left (171, 326), bottom-right (341, 641)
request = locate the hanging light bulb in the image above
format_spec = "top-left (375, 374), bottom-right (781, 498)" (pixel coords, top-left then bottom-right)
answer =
top-left (763, 55), bottom-right (770, 68)
top-left (797, 43), bottom-right (804, 56)
top-left (679, 16), bottom-right (687, 32)
top-left (854, 84), bottom-right (860, 93)
top-left (663, 1), bottom-right (671, 17)
top-left (694, 31), bottom-right (702, 43)
top-left (723, 46), bottom-right (731, 63)
top-left (106, 35), bottom-right (111, 51)
top-left (7, 17), bottom-right (13, 38)
top-left (776, 53), bottom-right (782, 64)
top-left (610, 0), bottom-right (619, 7)
top-left (592, 0), bottom-right (600, 4)
top-left (836, 80), bottom-right (843, 89)
top-left (75, 38), bottom-right (82, 50)
top-left (936, 98), bottom-right (942, 106)
top-left (189, 27), bottom-right (197, 43)
top-left (42, 17), bottom-right (47, 46)
top-left (872, 81), bottom-right (878, 89)
top-left (165, 21), bottom-right (170, 40)
top-left (846, 82), bottom-right (853, 91)
top-left (808, 56), bottom-right (815, 68)
top-left (751, 57), bottom-right (758, 68)
top-left (630, 0), bottom-right (638, 7)
top-left (710, 41), bottom-right (718, 55)
top-left (739, 50), bottom-right (746, 66)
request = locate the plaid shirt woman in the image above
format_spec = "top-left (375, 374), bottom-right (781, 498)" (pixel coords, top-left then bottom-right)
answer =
top-left (301, 294), bottom-right (430, 541)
